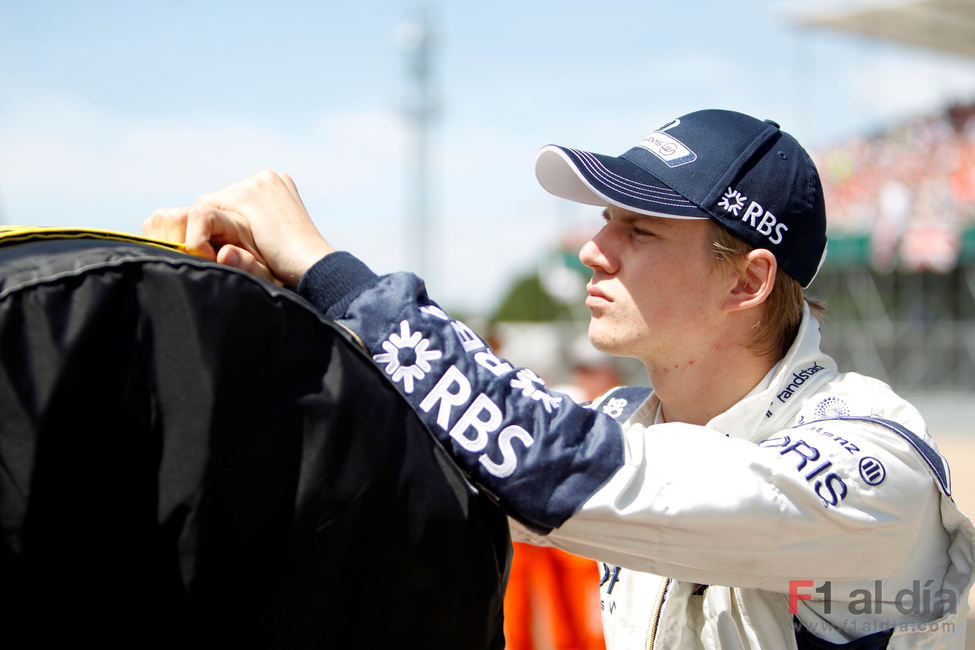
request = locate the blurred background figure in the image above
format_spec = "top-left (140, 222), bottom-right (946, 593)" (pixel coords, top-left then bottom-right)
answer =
top-left (504, 338), bottom-right (623, 650)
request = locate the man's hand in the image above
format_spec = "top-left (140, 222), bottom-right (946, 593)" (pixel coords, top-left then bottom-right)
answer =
top-left (144, 170), bottom-right (335, 286)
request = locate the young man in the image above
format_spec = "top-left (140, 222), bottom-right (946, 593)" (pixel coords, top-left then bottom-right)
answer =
top-left (145, 109), bottom-right (975, 648)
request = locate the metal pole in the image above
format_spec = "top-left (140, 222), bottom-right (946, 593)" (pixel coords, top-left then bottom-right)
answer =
top-left (397, 11), bottom-right (437, 282)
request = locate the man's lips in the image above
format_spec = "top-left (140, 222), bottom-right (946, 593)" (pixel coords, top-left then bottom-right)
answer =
top-left (586, 285), bottom-right (612, 306)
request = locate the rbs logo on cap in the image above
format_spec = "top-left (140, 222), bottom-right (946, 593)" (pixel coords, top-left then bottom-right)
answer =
top-left (718, 186), bottom-right (789, 245)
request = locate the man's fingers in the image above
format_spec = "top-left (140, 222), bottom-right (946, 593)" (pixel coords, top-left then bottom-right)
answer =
top-left (183, 204), bottom-right (251, 262)
top-left (216, 244), bottom-right (278, 284)
top-left (182, 206), bottom-right (218, 261)
top-left (143, 207), bottom-right (190, 244)
top-left (152, 170), bottom-right (331, 284)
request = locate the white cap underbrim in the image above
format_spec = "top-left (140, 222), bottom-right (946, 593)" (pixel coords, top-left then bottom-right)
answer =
top-left (534, 145), bottom-right (709, 220)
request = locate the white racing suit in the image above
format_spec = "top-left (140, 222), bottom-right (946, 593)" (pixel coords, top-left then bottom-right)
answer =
top-left (297, 252), bottom-right (975, 649)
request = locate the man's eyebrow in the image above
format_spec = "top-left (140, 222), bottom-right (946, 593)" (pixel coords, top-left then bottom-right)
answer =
top-left (607, 208), bottom-right (668, 227)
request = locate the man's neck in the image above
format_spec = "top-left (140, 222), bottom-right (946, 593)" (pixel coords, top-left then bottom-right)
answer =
top-left (647, 344), bottom-right (778, 426)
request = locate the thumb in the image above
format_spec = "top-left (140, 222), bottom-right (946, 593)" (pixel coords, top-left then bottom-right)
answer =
top-left (217, 244), bottom-right (279, 285)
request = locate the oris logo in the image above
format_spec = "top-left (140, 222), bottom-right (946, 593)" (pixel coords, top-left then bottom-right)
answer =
top-left (758, 435), bottom-right (847, 507)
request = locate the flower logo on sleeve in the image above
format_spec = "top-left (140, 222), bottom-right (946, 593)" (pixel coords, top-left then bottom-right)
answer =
top-left (373, 320), bottom-right (442, 394)
top-left (509, 369), bottom-right (563, 413)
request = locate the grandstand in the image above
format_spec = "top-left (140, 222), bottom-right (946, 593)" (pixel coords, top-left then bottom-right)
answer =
top-left (790, 0), bottom-right (975, 61)
top-left (794, 0), bottom-right (975, 391)
top-left (811, 102), bottom-right (975, 390)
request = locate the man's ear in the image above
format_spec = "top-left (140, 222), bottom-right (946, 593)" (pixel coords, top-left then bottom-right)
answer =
top-left (724, 249), bottom-right (776, 312)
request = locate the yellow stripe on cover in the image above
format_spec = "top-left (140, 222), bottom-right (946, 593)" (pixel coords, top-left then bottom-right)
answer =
top-left (0, 226), bottom-right (186, 253)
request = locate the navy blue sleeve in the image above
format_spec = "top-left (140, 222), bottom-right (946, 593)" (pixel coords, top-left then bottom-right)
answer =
top-left (297, 253), bottom-right (626, 534)
top-left (296, 251), bottom-right (380, 320)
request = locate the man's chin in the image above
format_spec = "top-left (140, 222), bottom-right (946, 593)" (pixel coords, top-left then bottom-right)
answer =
top-left (587, 326), bottom-right (626, 357)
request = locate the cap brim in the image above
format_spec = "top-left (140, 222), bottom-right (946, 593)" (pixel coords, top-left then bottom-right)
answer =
top-left (535, 145), bottom-right (709, 219)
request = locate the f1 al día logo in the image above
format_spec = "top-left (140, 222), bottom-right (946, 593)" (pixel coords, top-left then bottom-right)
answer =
top-left (789, 579), bottom-right (957, 616)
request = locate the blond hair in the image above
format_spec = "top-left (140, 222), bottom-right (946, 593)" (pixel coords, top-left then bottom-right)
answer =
top-left (708, 221), bottom-right (825, 359)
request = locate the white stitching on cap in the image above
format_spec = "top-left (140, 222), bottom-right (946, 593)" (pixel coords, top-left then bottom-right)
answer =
top-left (572, 150), bottom-right (685, 198)
top-left (570, 149), bottom-right (697, 208)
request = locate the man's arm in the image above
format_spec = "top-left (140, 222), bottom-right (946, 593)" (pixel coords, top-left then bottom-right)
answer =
top-left (144, 170), bottom-right (627, 533)
top-left (146, 171), bottom-right (943, 584)
top-left (296, 251), bottom-right (628, 533)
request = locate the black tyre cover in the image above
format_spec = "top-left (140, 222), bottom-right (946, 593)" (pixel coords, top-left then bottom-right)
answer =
top-left (0, 237), bottom-right (509, 649)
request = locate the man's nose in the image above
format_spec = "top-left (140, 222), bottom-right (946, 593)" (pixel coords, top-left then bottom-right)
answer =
top-left (579, 229), bottom-right (618, 275)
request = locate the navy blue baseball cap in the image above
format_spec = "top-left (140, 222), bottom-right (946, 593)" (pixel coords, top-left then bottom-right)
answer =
top-left (535, 109), bottom-right (828, 287)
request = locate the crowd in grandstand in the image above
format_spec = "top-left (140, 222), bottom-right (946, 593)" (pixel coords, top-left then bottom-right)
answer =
top-left (814, 101), bottom-right (975, 271)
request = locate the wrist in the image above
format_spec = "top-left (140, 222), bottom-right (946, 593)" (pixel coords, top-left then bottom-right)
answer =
top-left (270, 239), bottom-right (336, 287)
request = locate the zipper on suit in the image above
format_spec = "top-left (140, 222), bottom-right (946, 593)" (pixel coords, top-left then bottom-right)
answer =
top-left (645, 577), bottom-right (672, 649)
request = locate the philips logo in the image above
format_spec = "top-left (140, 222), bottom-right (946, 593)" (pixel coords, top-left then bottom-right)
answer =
top-left (718, 187), bottom-right (789, 245)
top-left (635, 131), bottom-right (697, 167)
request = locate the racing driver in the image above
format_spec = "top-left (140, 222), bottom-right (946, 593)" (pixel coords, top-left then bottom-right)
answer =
top-left (145, 109), bottom-right (975, 649)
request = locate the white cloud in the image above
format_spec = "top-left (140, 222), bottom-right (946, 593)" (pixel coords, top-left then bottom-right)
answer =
top-left (0, 96), bottom-right (421, 287)
top-left (0, 88), bottom-right (605, 316)
top-left (0, 89), bottom-right (538, 315)
top-left (0, 91), bottom-right (433, 299)
top-left (0, 91), bottom-right (407, 224)
top-left (843, 53), bottom-right (975, 127)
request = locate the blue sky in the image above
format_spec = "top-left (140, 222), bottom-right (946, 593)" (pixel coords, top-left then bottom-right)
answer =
top-left (3, 0), bottom-right (975, 314)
